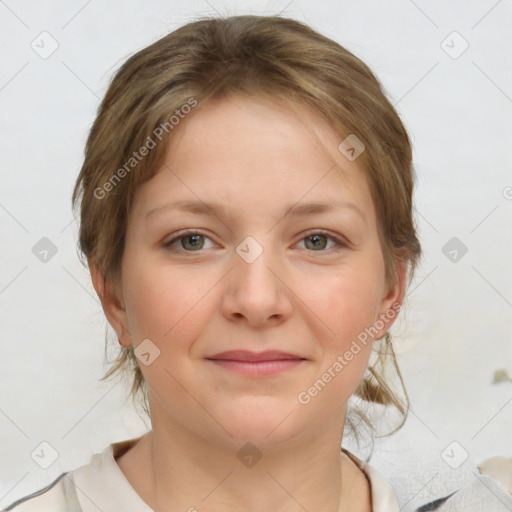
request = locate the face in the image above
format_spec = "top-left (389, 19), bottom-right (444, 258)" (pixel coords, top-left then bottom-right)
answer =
top-left (95, 95), bottom-right (405, 450)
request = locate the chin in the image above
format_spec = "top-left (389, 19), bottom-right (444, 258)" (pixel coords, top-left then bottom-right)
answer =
top-left (213, 399), bottom-right (305, 446)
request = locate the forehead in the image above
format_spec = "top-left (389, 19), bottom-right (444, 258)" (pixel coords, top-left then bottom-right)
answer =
top-left (131, 94), bottom-right (375, 225)
top-left (168, 94), bottom-right (346, 170)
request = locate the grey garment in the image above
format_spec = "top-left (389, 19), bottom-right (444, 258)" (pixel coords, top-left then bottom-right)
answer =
top-left (3, 444), bottom-right (511, 512)
top-left (4, 471), bottom-right (512, 512)
top-left (416, 473), bottom-right (512, 512)
top-left (1, 472), bottom-right (82, 512)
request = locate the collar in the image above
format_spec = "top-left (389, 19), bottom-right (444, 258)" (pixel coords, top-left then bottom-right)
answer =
top-left (72, 437), bottom-right (400, 512)
top-left (342, 448), bottom-right (400, 512)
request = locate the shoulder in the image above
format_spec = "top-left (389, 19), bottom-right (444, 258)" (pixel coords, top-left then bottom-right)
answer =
top-left (415, 456), bottom-right (512, 512)
top-left (2, 436), bottom-right (142, 512)
top-left (1, 472), bottom-right (81, 512)
top-left (342, 448), bottom-right (401, 512)
top-left (415, 475), bottom-right (512, 511)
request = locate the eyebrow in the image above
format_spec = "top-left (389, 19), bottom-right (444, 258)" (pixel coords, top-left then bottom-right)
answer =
top-left (145, 199), bottom-right (367, 225)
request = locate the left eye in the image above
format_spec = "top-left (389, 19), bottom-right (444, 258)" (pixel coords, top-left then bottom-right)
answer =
top-left (163, 230), bottom-right (346, 253)
top-left (298, 232), bottom-right (346, 251)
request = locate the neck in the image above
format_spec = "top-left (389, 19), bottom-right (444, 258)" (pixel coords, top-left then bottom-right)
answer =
top-left (148, 430), bottom-right (344, 512)
top-left (116, 401), bottom-right (370, 512)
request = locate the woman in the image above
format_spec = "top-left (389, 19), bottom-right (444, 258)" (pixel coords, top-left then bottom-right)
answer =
top-left (4, 14), bottom-right (510, 512)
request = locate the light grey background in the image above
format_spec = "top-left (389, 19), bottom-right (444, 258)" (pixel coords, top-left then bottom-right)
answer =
top-left (1, 1), bottom-right (511, 510)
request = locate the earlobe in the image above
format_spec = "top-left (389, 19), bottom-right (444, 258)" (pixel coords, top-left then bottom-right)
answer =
top-left (375, 260), bottom-right (408, 339)
top-left (88, 259), bottom-right (132, 347)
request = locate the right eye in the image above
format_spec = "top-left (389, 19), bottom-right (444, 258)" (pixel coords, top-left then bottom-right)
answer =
top-left (163, 230), bottom-right (217, 252)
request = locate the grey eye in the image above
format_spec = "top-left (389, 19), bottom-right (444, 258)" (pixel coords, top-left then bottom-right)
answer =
top-left (180, 234), bottom-right (205, 251)
top-left (304, 234), bottom-right (329, 250)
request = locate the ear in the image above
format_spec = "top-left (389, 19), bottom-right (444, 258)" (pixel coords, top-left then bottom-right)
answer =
top-left (89, 258), bottom-right (132, 347)
top-left (374, 259), bottom-right (408, 339)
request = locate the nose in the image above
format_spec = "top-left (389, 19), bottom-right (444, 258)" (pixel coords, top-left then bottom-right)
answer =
top-left (220, 237), bottom-right (293, 328)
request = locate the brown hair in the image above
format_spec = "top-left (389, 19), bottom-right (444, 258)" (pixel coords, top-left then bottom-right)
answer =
top-left (72, 14), bottom-right (422, 441)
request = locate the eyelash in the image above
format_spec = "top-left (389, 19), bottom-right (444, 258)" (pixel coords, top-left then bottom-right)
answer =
top-left (162, 229), bottom-right (348, 254)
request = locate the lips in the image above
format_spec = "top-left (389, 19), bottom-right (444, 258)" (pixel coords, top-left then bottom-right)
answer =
top-left (205, 350), bottom-right (306, 377)
top-left (206, 350), bottom-right (305, 362)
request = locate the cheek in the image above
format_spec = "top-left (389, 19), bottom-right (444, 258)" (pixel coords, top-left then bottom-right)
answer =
top-left (304, 288), bottom-right (376, 405)
top-left (301, 265), bottom-right (384, 346)
top-left (122, 264), bottom-right (213, 398)
top-left (295, 265), bottom-right (383, 400)
top-left (123, 261), bottom-right (212, 346)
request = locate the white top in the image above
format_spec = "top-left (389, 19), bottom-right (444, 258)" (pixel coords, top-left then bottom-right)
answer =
top-left (2, 436), bottom-right (400, 512)
top-left (3, 437), bottom-right (512, 511)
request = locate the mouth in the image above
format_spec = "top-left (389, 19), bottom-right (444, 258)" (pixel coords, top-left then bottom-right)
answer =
top-left (205, 350), bottom-right (307, 377)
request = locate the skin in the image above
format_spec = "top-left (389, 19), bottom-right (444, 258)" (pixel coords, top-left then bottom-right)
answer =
top-left (91, 94), bottom-right (407, 512)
